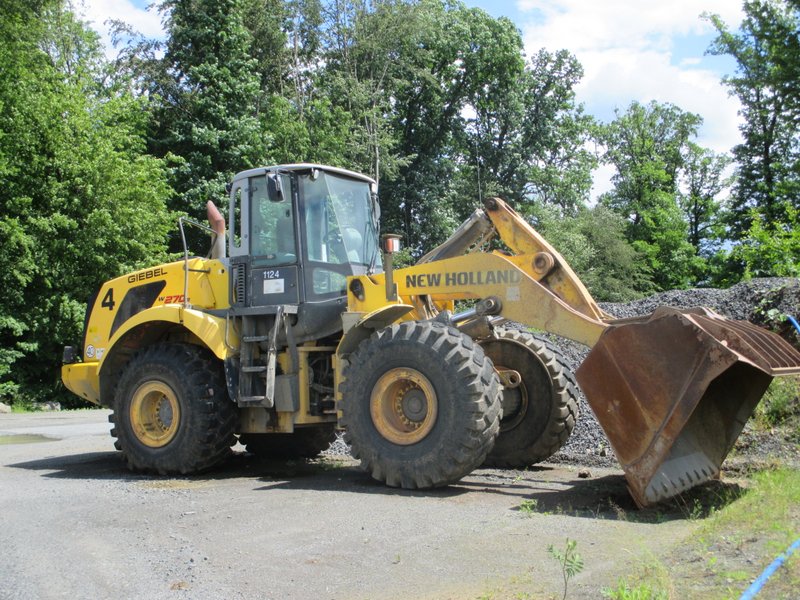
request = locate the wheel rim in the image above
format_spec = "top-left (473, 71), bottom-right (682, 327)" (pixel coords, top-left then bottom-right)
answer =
top-left (370, 368), bottom-right (438, 445)
top-left (129, 381), bottom-right (180, 448)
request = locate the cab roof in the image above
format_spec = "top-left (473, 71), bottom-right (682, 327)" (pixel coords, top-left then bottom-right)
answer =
top-left (231, 164), bottom-right (376, 186)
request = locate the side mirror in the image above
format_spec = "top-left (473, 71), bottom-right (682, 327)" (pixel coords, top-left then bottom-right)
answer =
top-left (267, 174), bottom-right (284, 202)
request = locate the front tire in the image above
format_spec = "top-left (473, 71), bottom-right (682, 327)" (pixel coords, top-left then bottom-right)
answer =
top-left (340, 321), bottom-right (502, 489)
top-left (479, 328), bottom-right (579, 467)
top-left (110, 343), bottom-right (237, 474)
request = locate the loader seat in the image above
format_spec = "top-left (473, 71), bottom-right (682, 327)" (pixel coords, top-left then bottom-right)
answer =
top-left (342, 227), bottom-right (363, 263)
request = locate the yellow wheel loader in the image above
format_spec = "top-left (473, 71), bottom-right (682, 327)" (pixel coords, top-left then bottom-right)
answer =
top-left (61, 164), bottom-right (800, 506)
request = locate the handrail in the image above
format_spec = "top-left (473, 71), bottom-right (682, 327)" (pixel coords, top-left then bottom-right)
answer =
top-left (178, 216), bottom-right (218, 309)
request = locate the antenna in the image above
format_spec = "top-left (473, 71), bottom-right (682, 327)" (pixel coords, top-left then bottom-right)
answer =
top-left (474, 137), bottom-right (482, 202)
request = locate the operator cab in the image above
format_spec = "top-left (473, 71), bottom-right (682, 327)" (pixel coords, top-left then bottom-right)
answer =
top-left (227, 164), bottom-right (381, 342)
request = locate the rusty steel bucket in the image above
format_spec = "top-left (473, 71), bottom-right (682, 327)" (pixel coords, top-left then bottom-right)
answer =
top-left (577, 306), bottom-right (800, 507)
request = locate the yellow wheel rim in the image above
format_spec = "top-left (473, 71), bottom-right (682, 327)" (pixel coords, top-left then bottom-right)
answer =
top-left (370, 368), bottom-right (437, 445)
top-left (129, 381), bottom-right (180, 448)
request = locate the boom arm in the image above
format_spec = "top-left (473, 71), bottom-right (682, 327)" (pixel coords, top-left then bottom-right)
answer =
top-left (348, 197), bottom-right (610, 347)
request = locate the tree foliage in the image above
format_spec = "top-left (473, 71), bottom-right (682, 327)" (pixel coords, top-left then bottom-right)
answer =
top-left (149, 0), bottom-right (267, 225)
top-left (679, 143), bottom-right (731, 257)
top-left (0, 0), bottom-right (173, 403)
top-left (707, 0), bottom-right (800, 278)
top-left (4, 0), bottom-right (796, 406)
top-left (530, 204), bottom-right (651, 301)
top-left (598, 101), bottom-right (703, 290)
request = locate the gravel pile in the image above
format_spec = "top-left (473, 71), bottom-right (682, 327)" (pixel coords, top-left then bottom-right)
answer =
top-left (324, 278), bottom-right (800, 468)
top-left (551, 277), bottom-right (799, 467)
top-left (323, 433), bottom-right (351, 457)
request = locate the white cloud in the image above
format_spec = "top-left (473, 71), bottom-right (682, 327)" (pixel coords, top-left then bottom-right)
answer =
top-left (76, 0), bottom-right (165, 57)
top-left (517, 0), bottom-right (743, 48)
top-left (516, 1), bottom-right (746, 200)
top-left (518, 0), bottom-right (745, 168)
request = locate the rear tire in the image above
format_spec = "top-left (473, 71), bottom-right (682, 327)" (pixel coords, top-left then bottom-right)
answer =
top-left (240, 426), bottom-right (337, 459)
top-left (479, 329), bottom-right (579, 467)
top-left (340, 321), bottom-right (502, 489)
top-left (110, 343), bottom-right (237, 474)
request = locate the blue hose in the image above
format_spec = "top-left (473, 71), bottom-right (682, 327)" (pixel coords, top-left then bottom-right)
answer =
top-left (788, 315), bottom-right (800, 336)
top-left (739, 538), bottom-right (800, 599)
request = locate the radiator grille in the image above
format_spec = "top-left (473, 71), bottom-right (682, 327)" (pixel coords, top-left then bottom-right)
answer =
top-left (232, 263), bottom-right (246, 306)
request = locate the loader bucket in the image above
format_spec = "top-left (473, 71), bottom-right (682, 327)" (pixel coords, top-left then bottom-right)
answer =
top-left (576, 306), bottom-right (800, 507)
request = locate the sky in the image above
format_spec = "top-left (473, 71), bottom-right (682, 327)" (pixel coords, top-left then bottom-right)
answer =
top-left (76, 0), bottom-right (746, 198)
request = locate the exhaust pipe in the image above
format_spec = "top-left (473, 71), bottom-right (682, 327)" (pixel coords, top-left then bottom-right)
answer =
top-left (206, 200), bottom-right (226, 259)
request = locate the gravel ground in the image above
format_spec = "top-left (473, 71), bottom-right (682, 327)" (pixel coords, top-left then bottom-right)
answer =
top-left (326, 277), bottom-right (800, 468)
top-left (1, 411), bottom-right (693, 600)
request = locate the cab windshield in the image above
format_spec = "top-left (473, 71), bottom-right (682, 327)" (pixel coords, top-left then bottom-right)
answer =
top-left (300, 170), bottom-right (379, 269)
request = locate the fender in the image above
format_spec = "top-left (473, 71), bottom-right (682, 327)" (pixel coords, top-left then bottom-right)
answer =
top-left (99, 305), bottom-right (236, 373)
top-left (62, 306), bottom-right (236, 406)
top-left (336, 304), bottom-right (415, 357)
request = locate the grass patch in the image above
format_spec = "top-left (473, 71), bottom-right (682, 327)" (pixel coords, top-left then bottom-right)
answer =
top-left (703, 468), bottom-right (800, 541)
top-left (603, 579), bottom-right (669, 600)
top-left (666, 467), bottom-right (799, 599)
top-left (604, 467), bottom-right (799, 599)
top-left (601, 553), bottom-right (673, 599)
top-left (754, 377), bottom-right (800, 430)
top-left (518, 499), bottom-right (539, 516)
top-left (9, 399), bottom-right (37, 413)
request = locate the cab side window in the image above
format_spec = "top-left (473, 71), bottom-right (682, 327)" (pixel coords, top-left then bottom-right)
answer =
top-left (250, 174), bottom-right (296, 265)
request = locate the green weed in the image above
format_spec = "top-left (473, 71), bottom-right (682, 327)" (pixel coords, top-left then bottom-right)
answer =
top-left (518, 499), bottom-right (538, 516)
top-left (602, 579), bottom-right (668, 600)
top-left (755, 376), bottom-right (799, 428)
top-left (548, 538), bottom-right (584, 600)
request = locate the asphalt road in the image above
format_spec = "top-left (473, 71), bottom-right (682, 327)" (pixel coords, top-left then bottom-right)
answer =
top-left (0, 410), bottom-right (693, 600)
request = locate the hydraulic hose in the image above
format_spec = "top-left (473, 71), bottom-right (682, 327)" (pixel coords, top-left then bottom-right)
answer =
top-left (739, 538), bottom-right (800, 599)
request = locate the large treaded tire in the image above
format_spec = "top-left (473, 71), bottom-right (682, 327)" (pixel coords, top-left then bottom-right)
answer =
top-left (240, 426), bottom-right (337, 459)
top-left (339, 321), bottom-right (502, 489)
top-left (109, 343), bottom-right (237, 474)
top-left (479, 328), bottom-right (579, 467)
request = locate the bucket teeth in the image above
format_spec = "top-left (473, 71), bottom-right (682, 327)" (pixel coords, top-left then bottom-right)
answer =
top-left (639, 452), bottom-right (719, 506)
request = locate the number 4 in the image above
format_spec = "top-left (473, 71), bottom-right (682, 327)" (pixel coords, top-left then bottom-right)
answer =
top-left (101, 288), bottom-right (116, 311)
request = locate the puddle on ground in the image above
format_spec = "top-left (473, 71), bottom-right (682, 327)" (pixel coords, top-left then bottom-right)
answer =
top-left (0, 434), bottom-right (58, 445)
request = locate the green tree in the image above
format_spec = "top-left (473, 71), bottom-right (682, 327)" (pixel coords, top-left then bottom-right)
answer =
top-left (320, 0), bottom-right (418, 183)
top-left (322, 0), bottom-right (479, 251)
top-left (679, 143), bottom-right (730, 254)
top-left (730, 204), bottom-right (800, 278)
top-left (707, 1), bottom-right (800, 279)
top-left (530, 204), bottom-right (650, 301)
top-left (466, 49), bottom-right (595, 214)
top-left (0, 0), bottom-right (173, 404)
top-left (242, 0), bottom-right (291, 98)
top-left (707, 1), bottom-right (800, 239)
top-left (150, 0), bottom-right (267, 223)
top-left (599, 101), bottom-right (701, 290)
top-left (678, 143), bottom-right (731, 282)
